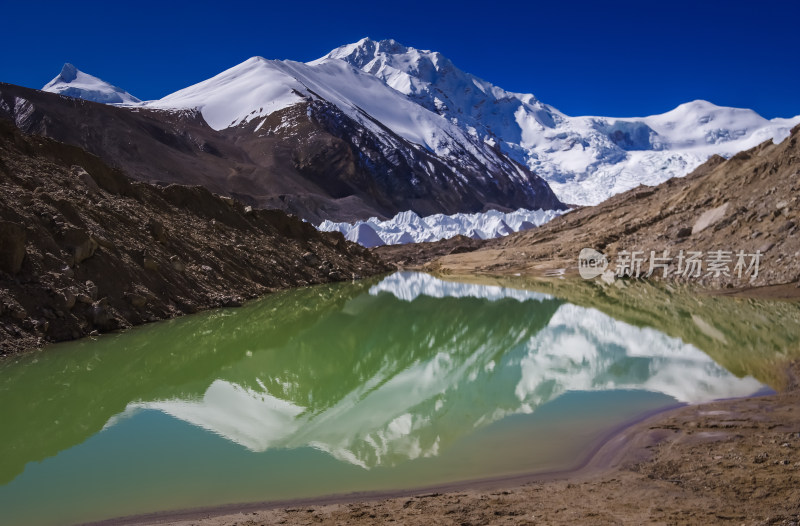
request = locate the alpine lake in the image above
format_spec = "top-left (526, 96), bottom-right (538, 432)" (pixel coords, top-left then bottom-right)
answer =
top-left (1, 272), bottom-right (798, 525)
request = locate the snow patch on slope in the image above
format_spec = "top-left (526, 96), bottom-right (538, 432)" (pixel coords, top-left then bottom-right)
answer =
top-left (148, 57), bottom-right (304, 129)
top-left (318, 207), bottom-right (564, 247)
top-left (42, 63), bottom-right (141, 105)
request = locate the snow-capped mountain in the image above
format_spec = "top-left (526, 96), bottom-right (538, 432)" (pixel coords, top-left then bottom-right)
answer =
top-left (15, 57), bottom-right (560, 222)
top-left (319, 207), bottom-right (565, 247)
top-left (153, 55), bottom-right (520, 175)
top-left (42, 63), bottom-right (141, 105)
top-left (323, 38), bottom-right (800, 205)
top-left (144, 55), bottom-right (561, 213)
top-left (369, 271), bottom-right (553, 302)
top-left (30, 40), bottom-right (799, 217)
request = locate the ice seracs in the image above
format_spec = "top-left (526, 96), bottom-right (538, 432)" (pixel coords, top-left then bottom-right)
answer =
top-left (42, 63), bottom-right (141, 105)
top-left (345, 222), bottom-right (384, 248)
top-left (318, 207), bottom-right (565, 247)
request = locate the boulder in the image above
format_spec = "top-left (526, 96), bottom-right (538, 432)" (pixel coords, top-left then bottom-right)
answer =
top-left (125, 292), bottom-right (147, 308)
top-left (143, 255), bottom-right (159, 271)
top-left (85, 280), bottom-right (99, 301)
top-left (328, 270), bottom-right (346, 281)
top-left (147, 219), bottom-right (167, 243)
top-left (60, 265), bottom-right (75, 279)
top-left (778, 220), bottom-right (796, 234)
top-left (59, 288), bottom-right (76, 310)
top-left (71, 166), bottom-right (101, 194)
top-left (692, 202), bottom-right (729, 235)
top-left (91, 234), bottom-right (116, 250)
top-left (77, 293), bottom-right (93, 305)
top-left (62, 228), bottom-right (98, 265)
top-left (169, 256), bottom-right (186, 272)
top-left (11, 306), bottom-right (27, 320)
top-left (90, 298), bottom-right (115, 329)
top-left (758, 242), bottom-right (776, 254)
top-left (302, 251), bottom-right (319, 266)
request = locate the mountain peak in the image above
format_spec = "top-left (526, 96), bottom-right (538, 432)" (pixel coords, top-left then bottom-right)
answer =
top-left (320, 38), bottom-right (417, 67)
top-left (324, 38), bottom-right (450, 64)
top-left (58, 63), bottom-right (79, 83)
top-left (42, 64), bottom-right (141, 105)
top-left (317, 38), bottom-right (545, 138)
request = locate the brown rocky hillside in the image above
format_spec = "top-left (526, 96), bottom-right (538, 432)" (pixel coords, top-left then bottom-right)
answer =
top-left (0, 119), bottom-right (388, 355)
top-left (427, 125), bottom-right (800, 290)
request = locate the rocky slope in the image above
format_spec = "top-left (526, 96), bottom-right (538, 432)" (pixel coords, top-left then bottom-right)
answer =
top-left (0, 119), bottom-right (388, 355)
top-left (424, 124), bottom-right (800, 290)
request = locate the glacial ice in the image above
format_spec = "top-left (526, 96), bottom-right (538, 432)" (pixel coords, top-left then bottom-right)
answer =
top-left (318, 207), bottom-right (565, 247)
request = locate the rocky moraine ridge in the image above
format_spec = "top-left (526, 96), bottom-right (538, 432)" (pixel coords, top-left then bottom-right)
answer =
top-left (423, 125), bottom-right (800, 291)
top-left (0, 120), bottom-right (389, 355)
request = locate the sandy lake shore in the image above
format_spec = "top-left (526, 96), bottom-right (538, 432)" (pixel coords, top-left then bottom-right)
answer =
top-left (86, 363), bottom-right (800, 526)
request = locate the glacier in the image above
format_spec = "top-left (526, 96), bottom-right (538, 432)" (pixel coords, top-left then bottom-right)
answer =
top-left (318, 207), bottom-right (565, 247)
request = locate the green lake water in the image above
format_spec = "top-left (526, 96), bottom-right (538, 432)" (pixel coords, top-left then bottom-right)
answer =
top-left (1, 271), bottom-right (797, 526)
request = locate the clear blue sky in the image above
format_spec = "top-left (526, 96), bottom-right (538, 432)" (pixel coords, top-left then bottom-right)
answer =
top-left (2, 0), bottom-right (798, 118)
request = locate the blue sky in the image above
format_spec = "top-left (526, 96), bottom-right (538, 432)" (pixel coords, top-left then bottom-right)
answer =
top-left (2, 0), bottom-right (798, 118)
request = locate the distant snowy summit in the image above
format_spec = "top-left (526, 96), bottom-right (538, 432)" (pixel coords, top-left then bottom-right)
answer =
top-left (323, 38), bottom-right (800, 205)
top-left (318, 208), bottom-right (565, 248)
top-left (43, 39), bottom-right (800, 207)
top-left (42, 63), bottom-right (141, 105)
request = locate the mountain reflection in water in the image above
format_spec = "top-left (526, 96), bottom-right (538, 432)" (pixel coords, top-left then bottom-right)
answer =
top-left (1, 272), bottom-right (784, 525)
top-left (93, 273), bottom-right (759, 469)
